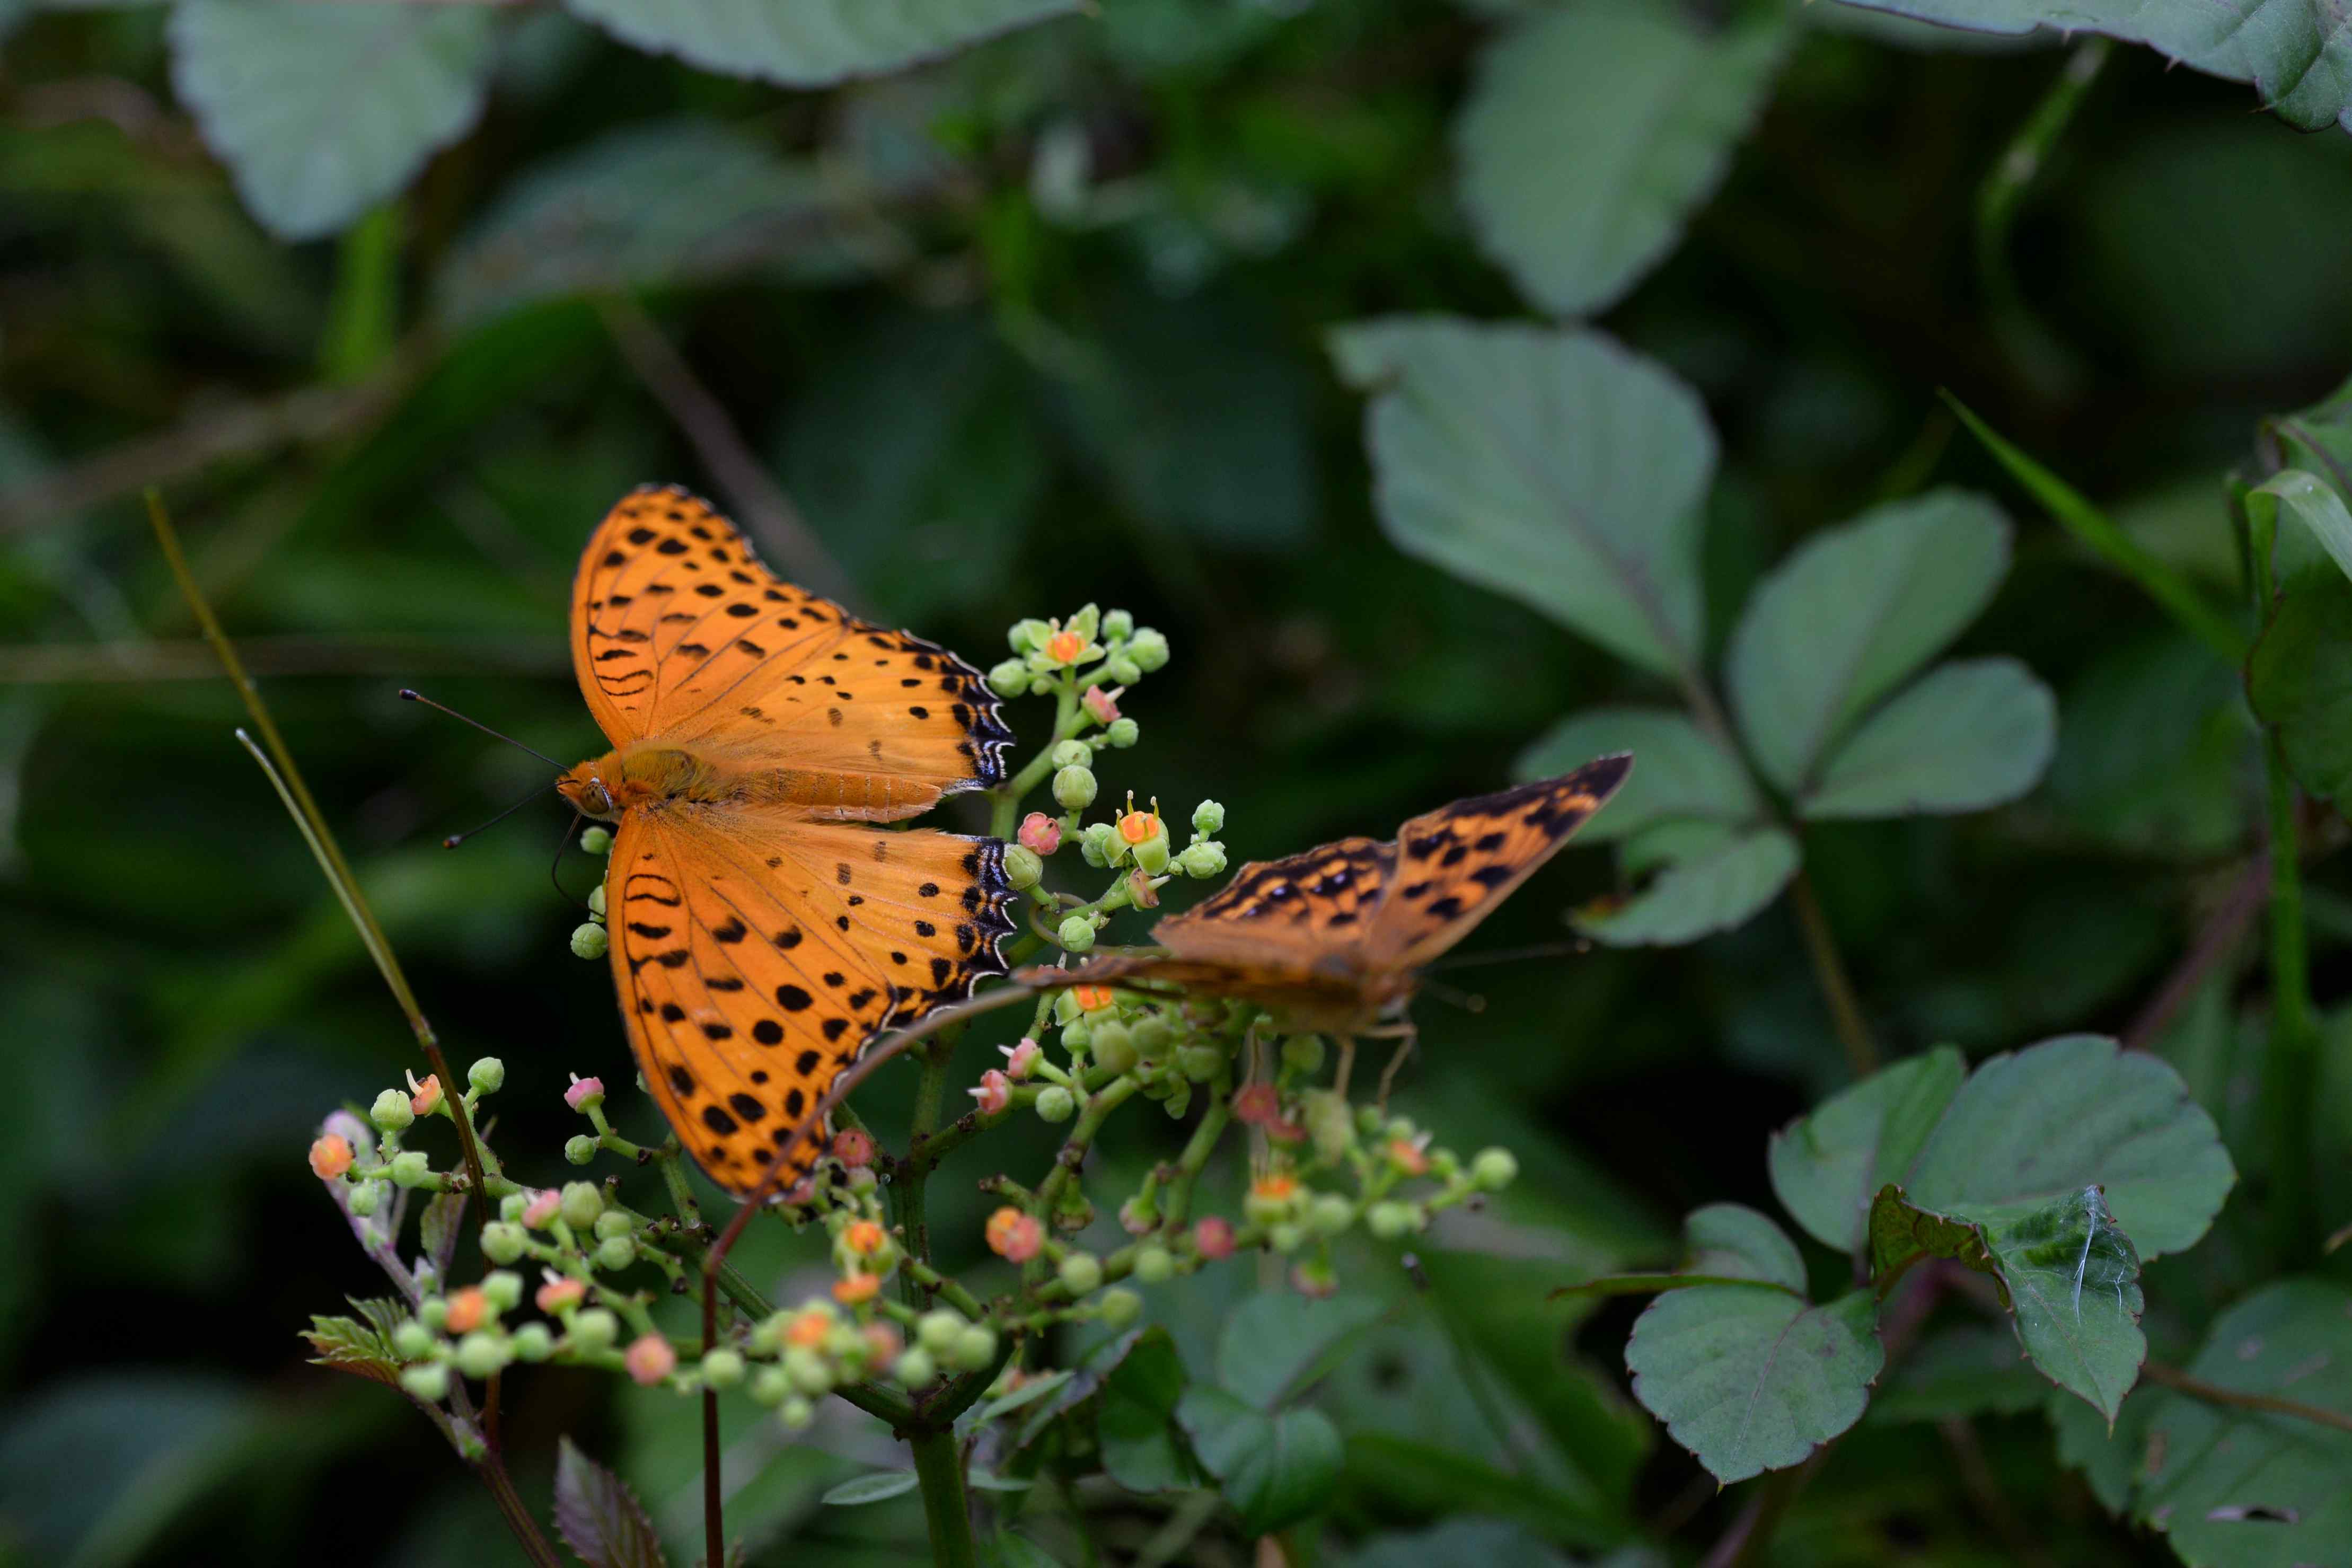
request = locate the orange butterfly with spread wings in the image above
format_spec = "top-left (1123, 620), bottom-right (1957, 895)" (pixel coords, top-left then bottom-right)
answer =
top-left (1025, 758), bottom-right (1629, 1086)
top-left (556, 486), bottom-right (1018, 1194)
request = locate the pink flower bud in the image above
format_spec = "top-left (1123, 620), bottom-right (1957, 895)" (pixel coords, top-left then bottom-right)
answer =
top-left (968, 1069), bottom-right (1012, 1116)
top-left (832, 1127), bottom-right (875, 1168)
top-left (624, 1333), bottom-right (677, 1385)
top-left (536, 1275), bottom-right (586, 1314)
top-left (445, 1286), bottom-right (489, 1334)
top-left (1018, 812), bottom-right (1061, 856)
top-left (407, 1069), bottom-right (443, 1117)
top-left (999, 1038), bottom-right (1043, 1080)
top-left (1233, 1083), bottom-right (1283, 1126)
top-left (565, 1074), bottom-right (605, 1112)
top-left (1265, 1118), bottom-right (1307, 1147)
top-left (1194, 1217), bottom-right (1236, 1261)
top-left (986, 1206), bottom-right (1044, 1262)
top-left (1083, 685), bottom-right (1122, 725)
top-left (862, 1323), bottom-right (903, 1364)
top-left (308, 1134), bottom-right (353, 1181)
top-left (522, 1188), bottom-right (562, 1229)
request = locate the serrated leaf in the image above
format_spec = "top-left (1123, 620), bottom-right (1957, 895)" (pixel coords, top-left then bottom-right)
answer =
top-left (419, 1190), bottom-right (466, 1281)
top-left (1216, 1291), bottom-right (1385, 1411)
top-left (554, 1437), bottom-right (669, 1568)
top-left (168, 0), bottom-right (496, 241)
top-left (2135, 1280), bottom-right (2352, 1565)
top-left (434, 121), bottom-right (859, 330)
top-left (1625, 1285), bottom-right (1882, 1484)
top-left (1903, 1034), bottom-right (2234, 1259)
top-left (1516, 707), bottom-right (1759, 842)
top-left (1456, 0), bottom-right (1788, 315)
top-left (562, 0), bottom-right (1078, 87)
top-left (301, 1312), bottom-right (402, 1389)
top-left (1329, 316), bottom-right (1713, 678)
top-left (820, 1470), bottom-right (921, 1506)
top-left (1838, 0), bottom-right (2352, 134)
top-left (1175, 1386), bottom-right (1344, 1535)
top-left (1769, 1045), bottom-right (1966, 1253)
top-left (1728, 490), bottom-right (2011, 793)
top-left (1799, 657), bottom-right (2057, 820)
top-left (1574, 825), bottom-right (1798, 947)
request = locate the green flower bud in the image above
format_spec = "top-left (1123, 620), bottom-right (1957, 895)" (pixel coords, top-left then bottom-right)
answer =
top-left (595, 1235), bottom-right (636, 1272)
top-left (1052, 764), bottom-right (1097, 811)
top-left (569, 1309), bottom-right (619, 1353)
top-left (560, 1182), bottom-right (603, 1230)
top-left (1061, 1018), bottom-right (1093, 1053)
top-left (580, 825), bottom-right (613, 856)
top-left (389, 1150), bottom-right (433, 1188)
top-left (949, 1324), bottom-right (999, 1372)
top-left (482, 1270), bottom-right (525, 1312)
top-left (455, 1331), bottom-right (507, 1380)
top-left (1132, 831), bottom-right (1171, 877)
top-left (1161, 1082), bottom-right (1192, 1119)
top-left (1356, 1104), bottom-right (1385, 1136)
top-left (570, 922), bottom-right (609, 960)
top-left (916, 1310), bottom-right (965, 1354)
top-left (1192, 800), bottom-right (1225, 836)
top-left (419, 1298), bottom-right (450, 1332)
top-left (1105, 656), bottom-right (1143, 687)
top-left (468, 1058), bottom-right (505, 1094)
top-left (1010, 618), bottom-right (1054, 655)
top-left (1097, 1287), bottom-right (1142, 1328)
top-left (592, 1210), bottom-right (633, 1242)
top-left (1386, 1116), bottom-right (1416, 1142)
top-left (1050, 739), bottom-right (1092, 769)
top-left (988, 657), bottom-right (1032, 698)
top-left (1103, 716), bottom-right (1140, 748)
top-left (1176, 1044), bottom-right (1222, 1082)
top-left (751, 1367), bottom-right (790, 1407)
top-left (401, 1363), bottom-right (452, 1402)
top-left (785, 1346), bottom-right (834, 1396)
top-left (1472, 1148), bottom-right (1519, 1191)
top-left (1366, 1202), bottom-right (1416, 1240)
top-left (510, 1323), bottom-right (554, 1362)
top-left (1056, 914), bottom-right (1096, 954)
top-left (1058, 1252), bottom-right (1103, 1296)
top-left (1002, 844), bottom-right (1043, 890)
top-left (1282, 1035), bottom-right (1326, 1075)
top-left (1053, 989), bottom-right (1085, 1026)
top-left (1103, 608), bottom-right (1135, 641)
top-left (1091, 1020), bottom-right (1138, 1074)
top-left (779, 1396), bottom-right (815, 1431)
top-left (587, 885), bottom-right (606, 919)
top-left (1177, 842), bottom-right (1227, 878)
top-left (563, 1134), bottom-right (598, 1165)
top-left (1308, 1194), bottom-right (1354, 1236)
top-left (371, 1088), bottom-right (416, 1133)
top-left (1036, 1086), bottom-right (1075, 1123)
top-left (1429, 1149), bottom-right (1460, 1181)
top-left (1067, 604), bottom-right (1101, 642)
top-left (700, 1348), bottom-right (746, 1389)
top-left (1305, 1090), bottom-right (1355, 1164)
top-left (498, 1193), bottom-right (527, 1223)
top-left (393, 1320), bottom-right (436, 1360)
top-left (1081, 821), bottom-right (1124, 867)
top-left (348, 1179), bottom-right (385, 1218)
top-left (1127, 628), bottom-right (1169, 671)
top-left (1268, 1222), bottom-right (1305, 1254)
top-left (894, 1347), bottom-right (938, 1388)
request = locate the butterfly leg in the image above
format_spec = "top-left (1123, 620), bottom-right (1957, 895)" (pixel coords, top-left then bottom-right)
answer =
top-left (1372, 1021), bottom-right (1419, 1114)
top-left (1332, 1035), bottom-right (1358, 1099)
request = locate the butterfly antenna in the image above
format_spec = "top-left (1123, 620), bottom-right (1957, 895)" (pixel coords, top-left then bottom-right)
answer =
top-left (440, 785), bottom-right (548, 850)
top-left (1419, 978), bottom-right (1486, 1015)
top-left (551, 808), bottom-right (591, 909)
top-left (399, 688), bottom-right (565, 769)
top-left (1425, 938), bottom-right (1591, 973)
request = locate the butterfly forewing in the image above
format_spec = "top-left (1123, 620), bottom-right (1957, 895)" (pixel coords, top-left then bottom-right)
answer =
top-left (1152, 836), bottom-right (1394, 973)
top-left (1370, 756), bottom-right (1633, 970)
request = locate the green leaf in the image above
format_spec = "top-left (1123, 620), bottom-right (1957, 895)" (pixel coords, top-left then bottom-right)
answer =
top-left (1516, 708), bottom-right (1759, 842)
top-left (966, 1472), bottom-right (1035, 1493)
top-left (168, 1), bottom-right (496, 241)
top-left (1838, 0), bottom-right (2352, 133)
top-left (300, 1299), bottom-right (408, 1390)
top-left (970, 1370), bottom-right (1074, 1425)
top-left (1098, 1328), bottom-right (1196, 1493)
top-left (1682, 1204), bottom-right (1807, 1294)
top-left (2248, 469), bottom-right (2352, 588)
top-left (1574, 825), bottom-right (1798, 947)
top-left (1346, 1518), bottom-right (1581, 1568)
top-left (1870, 1184), bottom-right (2145, 1422)
top-left (1904, 1034), bottom-right (2235, 1259)
top-left (820, 1470), bottom-right (921, 1506)
top-left (561, 0), bottom-right (1079, 86)
top-left (1454, 0), bottom-right (1787, 316)
top-left (434, 122), bottom-right (859, 330)
top-left (1215, 1291), bottom-right (1386, 1411)
top-left (2135, 1280), bottom-right (2352, 1565)
top-left (2247, 571), bottom-right (2352, 805)
top-left (1869, 1325), bottom-right (2048, 1423)
top-left (1329, 316), bottom-right (1713, 677)
top-left (988, 1533), bottom-right (1067, 1568)
top-left (1175, 1387), bottom-right (1344, 1535)
top-left (1624, 1285), bottom-right (1882, 1484)
top-left (553, 1437), bottom-right (671, 1568)
top-left (2261, 374), bottom-right (2352, 512)
top-left (1727, 489), bottom-right (2011, 792)
top-left (1798, 657), bottom-right (2057, 820)
top-left (1768, 1045), bottom-right (1965, 1253)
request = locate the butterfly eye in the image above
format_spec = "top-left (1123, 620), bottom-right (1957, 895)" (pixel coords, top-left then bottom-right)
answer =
top-left (591, 782), bottom-right (614, 816)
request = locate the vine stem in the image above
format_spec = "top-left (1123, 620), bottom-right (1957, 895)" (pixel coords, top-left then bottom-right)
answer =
top-left (1789, 866), bottom-right (1877, 1077)
top-left (2141, 1360), bottom-right (2352, 1436)
top-left (2260, 732), bottom-right (2318, 1263)
top-left (908, 1425), bottom-right (980, 1568)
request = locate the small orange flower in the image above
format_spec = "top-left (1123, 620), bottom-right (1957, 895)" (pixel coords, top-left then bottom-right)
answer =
top-left (842, 1220), bottom-right (887, 1256)
top-left (535, 1276), bottom-right (586, 1315)
top-left (1045, 630), bottom-right (1086, 664)
top-left (1117, 808), bottom-right (1161, 845)
top-left (833, 1272), bottom-right (882, 1305)
top-left (308, 1133), bottom-right (353, 1181)
top-left (1385, 1137), bottom-right (1430, 1177)
top-left (1252, 1173), bottom-right (1299, 1204)
top-left (408, 1069), bottom-right (443, 1117)
top-left (985, 1205), bottom-right (1043, 1262)
top-left (444, 1286), bottom-right (489, 1334)
top-left (1071, 984), bottom-right (1115, 1012)
top-left (785, 1309), bottom-right (833, 1349)
top-left (624, 1333), bottom-right (676, 1385)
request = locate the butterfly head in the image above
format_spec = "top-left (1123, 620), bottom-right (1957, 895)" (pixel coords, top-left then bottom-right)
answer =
top-left (556, 759), bottom-right (620, 821)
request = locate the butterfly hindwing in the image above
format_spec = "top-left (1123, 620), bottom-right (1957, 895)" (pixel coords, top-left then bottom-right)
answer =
top-left (1152, 836), bottom-right (1393, 971)
top-left (1371, 756), bottom-right (1632, 970)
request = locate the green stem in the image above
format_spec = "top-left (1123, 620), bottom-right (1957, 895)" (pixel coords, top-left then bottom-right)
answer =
top-left (1154, 1078), bottom-right (1234, 1229)
top-left (1789, 867), bottom-right (1877, 1077)
top-left (990, 679), bottom-right (1082, 839)
top-left (2262, 732), bottom-right (2319, 1263)
top-left (908, 1423), bottom-right (980, 1568)
top-left (896, 1042), bottom-right (955, 1310)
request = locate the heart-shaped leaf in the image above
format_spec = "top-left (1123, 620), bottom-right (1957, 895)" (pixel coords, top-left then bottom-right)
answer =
top-left (1174, 1387), bottom-right (1344, 1535)
top-left (1625, 1286), bottom-right (1882, 1484)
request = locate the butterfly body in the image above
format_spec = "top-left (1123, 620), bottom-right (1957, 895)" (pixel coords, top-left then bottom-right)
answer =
top-left (1028, 760), bottom-right (1632, 1037)
top-left (561, 486), bottom-right (1018, 1195)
